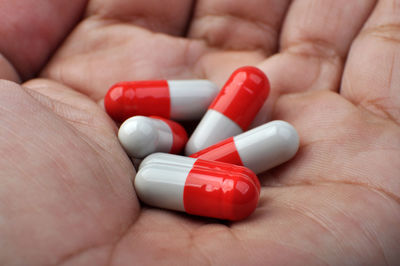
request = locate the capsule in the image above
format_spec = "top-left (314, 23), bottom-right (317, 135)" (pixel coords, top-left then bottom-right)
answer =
top-left (104, 80), bottom-right (218, 122)
top-left (185, 66), bottom-right (270, 155)
top-left (118, 116), bottom-right (187, 158)
top-left (135, 153), bottom-right (260, 221)
top-left (190, 121), bottom-right (299, 174)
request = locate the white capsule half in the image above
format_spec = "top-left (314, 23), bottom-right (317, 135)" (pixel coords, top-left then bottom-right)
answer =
top-left (168, 80), bottom-right (219, 120)
top-left (234, 121), bottom-right (299, 173)
top-left (185, 109), bottom-right (242, 155)
top-left (135, 162), bottom-right (193, 211)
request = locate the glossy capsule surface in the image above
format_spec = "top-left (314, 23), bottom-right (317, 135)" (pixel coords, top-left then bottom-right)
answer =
top-left (135, 153), bottom-right (260, 221)
top-left (118, 116), bottom-right (187, 158)
top-left (105, 80), bottom-right (218, 122)
top-left (185, 66), bottom-right (270, 155)
top-left (190, 121), bottom-right (299, 174)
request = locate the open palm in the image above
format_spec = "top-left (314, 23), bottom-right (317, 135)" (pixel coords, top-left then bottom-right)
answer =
top-left (0, 0), bottom-right (399, 265)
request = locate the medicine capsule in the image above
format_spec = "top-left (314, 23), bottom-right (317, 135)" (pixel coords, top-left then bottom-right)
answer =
top-left (185, 66), bottom-right (270, 155)
top-left (118, 116), bottom-right (187, 158)
top-left (105, 80), bottom-right (218, 122)
top-left (135, 153), bottom-right (260, 221)
top-left (190, 121), bottom-right (299, 174)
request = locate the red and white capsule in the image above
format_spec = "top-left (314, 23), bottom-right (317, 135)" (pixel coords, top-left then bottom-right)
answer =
top-left (185, 66), bottom-right (270, 155)
top-left (105, 80), bottom-right (218, 122)
top-left (190, 121), bottom-right (299, 174)
top-left (118, 116), bottom-right (187, 158)
top-left (135, 153), bottom-right (260, 221)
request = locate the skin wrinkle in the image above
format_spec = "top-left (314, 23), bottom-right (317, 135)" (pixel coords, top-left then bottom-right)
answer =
top-left (28, 130), bottom-right (111, 223)
top-left (359, 99), bottom-right (400, 126)
top-left (360, 219), bottom-right (391, 266)
top-left (355, 53), bottom-right (400, 124)
top-left (305, 193), bottom-right (380, 264)
top-left (251, 202), bottom-right (333, 266)
top-left (181, 38), bottom-right (207, 78)
top-left (85, 0), bottom-right (193, 36)
top-left (52, 155), bottom-right (137, 266)
top-left (56, 118), bottom-right (133, 194)
top-left (57, 243), bottom-right (112, 266)
top-left (323, 192), bottom-right (387, 265)
top-left (271, 144), bottom-right (400, 204)
top-left (23, 88), bottom-right (89, 121)
top-left (77, 134), bottom-right (126, 194)
top-left (191, 13), bottom-right (278, 52)
top-left (23, 87), bottom-right (120, 144)
top-left (91, 14), bottom-right (176, 34)
top-left (355, 25), bottom-right (400, 123)
top-left (25, 82), bottom-right (114, 136)
top-left (284, 51), bottom-right (324, 91)
top-left (0, 125), bottom-right (42, 180)
top-left (329, 188), bottom-right (392, 266)
top-left (259, 40), bottom-right (344, 99)
top-left (263, 183), bottom-right (398, 264)
top-left (186, 223), bottom-right (247, 265)
top-left (273, 202), bottom-right (342, 263)
top-left (103, 209), bottom-right (147, 266)
top-left (387, 53), bottom-right (396, 93)
top-left (105, 210), bottom-right (170, 264)
top-left (361, 24), bottom-right (400, 44)
top-left (282, 38), bottom-right (344, 63)
top-left (267, 177), bottom-right (400, 207)
top-left (184, 223), bottom-right (214, 266)
top-left (344, 58), bottom-right (400, 124)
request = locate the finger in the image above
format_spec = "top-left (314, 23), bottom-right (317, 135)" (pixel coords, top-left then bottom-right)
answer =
top-left (253, 0), bottom-right (376, 124)
top-left (86, 0), bottom-right (195, 36)
top-left (341, 0), bottom-right (400, 123)
top-left (188, 0), bottom-right (291, 54)
top-left (0, 0), bottom-right (87, 80)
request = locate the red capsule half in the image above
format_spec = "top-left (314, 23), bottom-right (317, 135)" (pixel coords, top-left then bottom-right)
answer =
top-left (105, 80), bottom-right (170, 123)
top-left (209, 66), bottom-right (270, 130)
top-left (104, 80), bottom-right (218, 122)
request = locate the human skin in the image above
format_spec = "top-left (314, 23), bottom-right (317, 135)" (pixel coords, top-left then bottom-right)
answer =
top-left (0, 0), bottom-right (399, 265)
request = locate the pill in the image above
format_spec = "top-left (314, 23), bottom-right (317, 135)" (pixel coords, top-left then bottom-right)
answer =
top-left (190, 121), bottom-right (299, 174)
top-left (105, 80), bottom-right (218, 122)
top-left (185, 66), bottom-right (270, 155)
top-left (135, 153), bottom-right (260, 221)
top-left (118, 116), bottom-right (187, 158)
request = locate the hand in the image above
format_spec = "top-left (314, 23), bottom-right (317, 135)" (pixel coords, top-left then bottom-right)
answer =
top-left (1, 0), bottom-right (399, 265)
